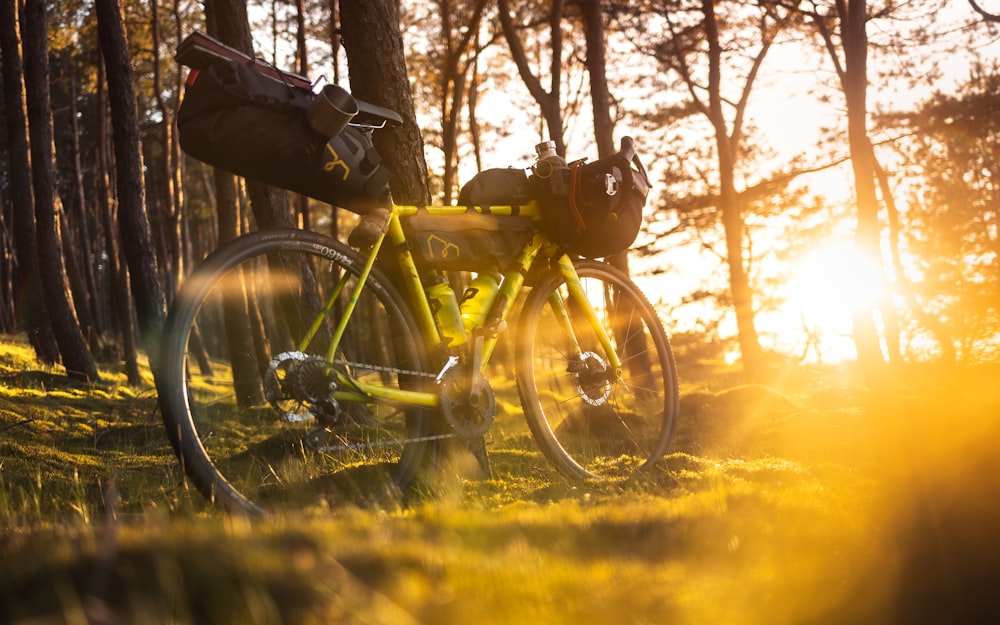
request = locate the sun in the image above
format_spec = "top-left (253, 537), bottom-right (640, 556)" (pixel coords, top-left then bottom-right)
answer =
top-left (777, 239), bottom-right (888, 363)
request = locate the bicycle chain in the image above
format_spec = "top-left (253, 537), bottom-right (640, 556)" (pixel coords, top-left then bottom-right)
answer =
top-left (333, 357), bottom-right (438, 380)
top-left (308, 430), bottom-right (455, 454)
top-left (303, 355), bottom-right (451, 452)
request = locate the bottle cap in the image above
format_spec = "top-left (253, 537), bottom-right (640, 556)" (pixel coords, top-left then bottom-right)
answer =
top-left (535, 140), bottom-right (557, 158)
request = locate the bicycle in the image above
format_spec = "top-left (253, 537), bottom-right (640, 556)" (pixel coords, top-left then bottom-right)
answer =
top-left (160, 56), bottom-right (678, 514)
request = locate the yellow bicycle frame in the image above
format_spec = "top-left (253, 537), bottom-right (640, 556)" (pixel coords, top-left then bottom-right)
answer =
top-left (309, 201), bottom-right (623, 409)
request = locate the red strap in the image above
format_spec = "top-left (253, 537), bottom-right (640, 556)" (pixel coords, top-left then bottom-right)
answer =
top-left (568, 162), bottom-right (587, 231)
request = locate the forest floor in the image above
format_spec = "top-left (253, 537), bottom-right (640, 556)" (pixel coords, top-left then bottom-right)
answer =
top-left (1, 335), bottom-right (999, 625)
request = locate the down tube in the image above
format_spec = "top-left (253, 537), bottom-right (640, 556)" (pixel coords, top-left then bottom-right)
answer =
top-left (479, 236), bottom-right (546, 367)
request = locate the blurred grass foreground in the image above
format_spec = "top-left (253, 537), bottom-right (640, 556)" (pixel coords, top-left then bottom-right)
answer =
top-left (1, 335), bottom-right (999, 625)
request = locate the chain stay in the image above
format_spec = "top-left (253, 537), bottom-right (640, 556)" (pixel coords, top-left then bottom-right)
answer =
top-left (307, 430), bottom-right (455, 453)
top-left (270, 352), bottom-right (461, 452)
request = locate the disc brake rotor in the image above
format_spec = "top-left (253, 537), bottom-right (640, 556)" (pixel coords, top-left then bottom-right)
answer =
top-left (573, 350), bottom-right (612, 406)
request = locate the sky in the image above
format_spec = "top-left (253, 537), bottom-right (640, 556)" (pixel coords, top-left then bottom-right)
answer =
top-left (249, 1), bottom-right (1000, 365)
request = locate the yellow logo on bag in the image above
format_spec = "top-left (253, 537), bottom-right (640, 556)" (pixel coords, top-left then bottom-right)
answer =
top-left (323, 143), bottom-right (351, 180)
top-left (425, 235), bottom-right (460, 260)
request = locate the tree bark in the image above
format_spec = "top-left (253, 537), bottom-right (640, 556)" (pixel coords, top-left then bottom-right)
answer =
top-left (340, 0), bottom-right (431, 205)
top-left (841, 0), bottom-right (888, 377)
top-left (436, 0), bottom-right (487, 204)
top-left (701, 0), bottom-right (764, 373)
top-left (0, 0), bottom-right (59, 363)
top-left (151, 0), bottom-right (182, 293)
top-left (22, 0), bottom-right (100, 382)
top-left (205, 0), bottom-right (296, 230)
top-left (294, 0), bottom-right (311, 230)
top-left (580, 0), bottom-right (614, 158)
top-left (497, 0), bottom-right (566, 154)
top-left (65, 73), bottom-right (101, 349)
top-left (96, 57), bottom-right (142, 385)
top-left (96, 0), bottom-right (168, 377)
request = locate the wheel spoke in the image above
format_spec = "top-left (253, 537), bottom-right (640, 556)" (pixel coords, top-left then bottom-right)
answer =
top-left (161, 231), bottom-right (432, 513)
top-left (515, 259), bottom-right (678, 479)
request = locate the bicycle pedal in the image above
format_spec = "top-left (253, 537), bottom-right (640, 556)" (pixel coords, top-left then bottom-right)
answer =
top-left (348, 207), bottom-right (390, 248)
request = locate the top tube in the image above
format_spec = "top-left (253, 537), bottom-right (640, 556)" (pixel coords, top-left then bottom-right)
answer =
top-left (393, 201), bottom-right (543, 220)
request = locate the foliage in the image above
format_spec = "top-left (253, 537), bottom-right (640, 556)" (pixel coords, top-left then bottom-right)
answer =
top-left (2, 0), bottom-right (1000, 389)
top-left (3, 337), bottom-right (1000, 624)
top-left (878, 62), bottom-right (1000, 362)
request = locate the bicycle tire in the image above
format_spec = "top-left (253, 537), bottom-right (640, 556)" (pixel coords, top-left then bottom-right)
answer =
top-left (515, 259), bottom-right (678, 480)
top-left (159, 229), bottom-right (433, 514)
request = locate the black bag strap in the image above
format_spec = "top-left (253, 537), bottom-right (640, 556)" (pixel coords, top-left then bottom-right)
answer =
top-left (568, 145), bottom-right (635, 231)
top-left (619, 136), bottom-right (651, 197)
top-left (568, 162), bottom-right (589, 231)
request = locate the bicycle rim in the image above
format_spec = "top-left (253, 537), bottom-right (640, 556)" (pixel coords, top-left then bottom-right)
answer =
top-left (160, 230), bottom-right (432, 513)
top-left (516, 259), bottom-right (678, 480)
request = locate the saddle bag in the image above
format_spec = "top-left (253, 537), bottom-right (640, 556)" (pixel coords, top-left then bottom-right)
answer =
top-left (532, 137), bottom-right (650, 258)
top-left (177, 59), bottom-right (390, 214)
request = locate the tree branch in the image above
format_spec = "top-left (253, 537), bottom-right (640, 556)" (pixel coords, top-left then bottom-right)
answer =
top-left (968, 0), bottom-right (1000, 22)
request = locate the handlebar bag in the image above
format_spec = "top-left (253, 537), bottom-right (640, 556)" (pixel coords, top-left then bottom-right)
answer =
top-left (532, 141), bottom-right (649, 258)
top-left (177, 59), bottom-right (390, 214)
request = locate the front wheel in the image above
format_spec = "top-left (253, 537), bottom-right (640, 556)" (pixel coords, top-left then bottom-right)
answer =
top-left (159, 229), bottom-right (433, 514)
top-left (515, 259), bottom-right (678, 480)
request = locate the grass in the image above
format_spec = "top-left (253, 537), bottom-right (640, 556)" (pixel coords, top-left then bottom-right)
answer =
top-left (1, 335), bottom-right (999, 624)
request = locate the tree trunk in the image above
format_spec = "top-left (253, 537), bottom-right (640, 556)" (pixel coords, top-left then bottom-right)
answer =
top-left (0, 0), bottom-right (59, 364)
top-left (206, 0), bottom-right (296, 229)
top-left (340, 0), bottom-right (431, 205)
top-left (580, 0), bottom-right (614, 158)
top-left (171, 0), bottom-right (190, 285)
top-left (96, 54), bottom-right (142, 385)
top-left (841, 0), bottom-right (887, 378)
top-left (328, 0), bottom-right (343, 84)
top-left (151, 0), bottom-right (182, 294)
top-left (0, 187), bottom-right (13, 334)
top-left (467, 33), bottom-right (483, 173)
top-left (579, 0), bottom-right (651, 380)
top-left (294, 0), bottom-right (311, 229)
top-left (497, 0), bottom-right (566, 154)
top-left (96, 0), bottom-right (168, 377)
top-left (22, 0), bottom-right (100, 382)
top-left (68, 72), bottom-right (104, 343)
top-left (702, 0), bottom-right (763, 373)
top-left (437, 0), bottom-right (487, 204)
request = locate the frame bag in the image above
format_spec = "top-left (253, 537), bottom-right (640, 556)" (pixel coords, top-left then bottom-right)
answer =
top-left (397, 167), bottom-right (535, 272)
top-left (402, 212), bottom-right (534, 273)
top-left (177, 59), bottom-right (390, 214)
top-left (533, 137), bottom-right (650, 258)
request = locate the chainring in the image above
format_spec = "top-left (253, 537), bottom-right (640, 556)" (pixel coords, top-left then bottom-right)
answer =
top-left (438, 365), bottom-right (496, 440)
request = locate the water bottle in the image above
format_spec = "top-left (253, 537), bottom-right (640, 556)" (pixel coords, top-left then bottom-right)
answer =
top-left (425, 273), bottom-right (467, 346)
top-left (531, 140), bottom-right (566, 179)
top-left (460, 271), bottom-right (501, 332)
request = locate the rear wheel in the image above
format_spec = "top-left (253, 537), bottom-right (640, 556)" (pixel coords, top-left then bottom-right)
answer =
top-left (515, 259), bottom-right (678, 479)
top-left (159, 230), bottom-right (433, 514)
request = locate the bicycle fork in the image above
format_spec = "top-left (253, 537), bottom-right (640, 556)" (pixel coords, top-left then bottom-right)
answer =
top-left (552, 254), bottom-right (624, 381)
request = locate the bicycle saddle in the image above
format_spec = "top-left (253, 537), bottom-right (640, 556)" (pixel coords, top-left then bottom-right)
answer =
top-left (354, 100), bottom-right (403, 128)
